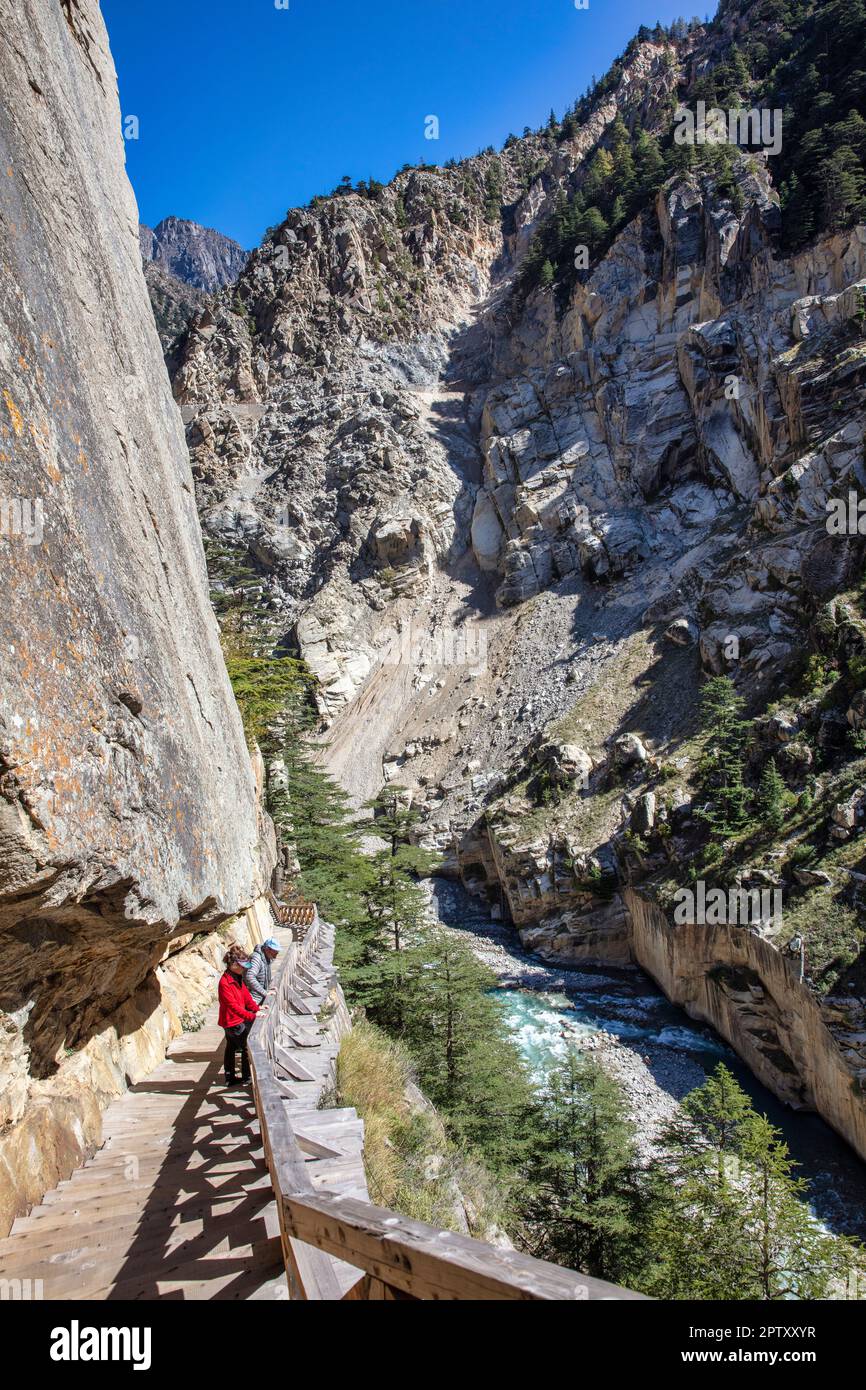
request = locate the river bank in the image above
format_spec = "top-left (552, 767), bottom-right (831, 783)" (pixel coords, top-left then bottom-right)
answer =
top-left (428, 879), bottom-right (866, 1239)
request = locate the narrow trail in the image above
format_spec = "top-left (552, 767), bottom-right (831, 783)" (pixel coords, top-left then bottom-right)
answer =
top-left (0, 920), bottom-right (372, 1301)
top-left (0, 1008), bottom-right (288, 1301)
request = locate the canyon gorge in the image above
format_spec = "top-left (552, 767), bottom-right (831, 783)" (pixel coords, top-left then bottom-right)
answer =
top-left (2, 0), bottom-right (866, 1286)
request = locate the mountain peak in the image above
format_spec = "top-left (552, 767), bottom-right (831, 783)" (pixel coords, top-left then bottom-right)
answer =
top-left (140, 216), bottom-right (247, 292)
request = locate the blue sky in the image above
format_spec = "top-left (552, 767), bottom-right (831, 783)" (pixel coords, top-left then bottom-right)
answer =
top-left (103, 0), bottom-right (707, 250)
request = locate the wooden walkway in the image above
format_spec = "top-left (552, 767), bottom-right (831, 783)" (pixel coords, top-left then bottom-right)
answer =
top-left (0, 1010), bottom-right (289, 1300)
top-left (0, 923), bottom-right (368, 1301)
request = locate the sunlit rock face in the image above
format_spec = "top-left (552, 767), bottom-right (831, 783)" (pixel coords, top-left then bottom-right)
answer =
top-left (140, 217), bottom-right (248, 293)
top-left (0, 0), bottom-right (274, 1230)
top-left (140, 218), bottom-right (248, 356)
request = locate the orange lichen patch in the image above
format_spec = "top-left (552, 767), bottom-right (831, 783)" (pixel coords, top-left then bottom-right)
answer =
top-left (17, 356), bottom-right (28, 371)
top-left (5, 167), bottom-right (12, 177)
top-left (76, 447), bottom-right (88, 471)
top-left (3, 389), bottom-right (24, 436)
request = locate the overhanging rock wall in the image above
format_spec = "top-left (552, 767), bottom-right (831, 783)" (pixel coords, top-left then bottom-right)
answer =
top-left (0, 0), bottom-right (274, 1231)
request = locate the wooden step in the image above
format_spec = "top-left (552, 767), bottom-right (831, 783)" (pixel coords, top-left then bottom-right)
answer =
top-left (0, 938), bottom-right (370, 1303)
top-left (6, 1235), bottom-right (284, 1301)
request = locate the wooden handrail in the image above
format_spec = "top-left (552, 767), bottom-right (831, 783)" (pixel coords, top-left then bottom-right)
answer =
top-left (280, 1190), bottom-right (643, 1300)
top-left (249, 904), bottom-right (646, 1301)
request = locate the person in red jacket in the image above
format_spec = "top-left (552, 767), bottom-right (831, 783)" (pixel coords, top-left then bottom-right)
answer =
top-left (218, 944), bottom-right (259, 1087)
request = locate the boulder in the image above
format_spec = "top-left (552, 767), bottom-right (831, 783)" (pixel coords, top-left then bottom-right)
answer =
top-left (847, 690), bottom-right (866, 732)
top-left (777, 741), bottom-right (814, 779)
top-left (831, 790), bottom-right (866, 829)
top-left (371, 514), bottom-right (421, 566)
top-left (631, 792), bottom-right (657, 835)
top-left (539, 740), bottom-right (594, 788)
top-left (664, 617), bottom-right (699, 647)
top-left (793, 868), bottom-right (833, 888)
top-left (614, 733), bottom-right (648, 767)
top-left (470, 490), bottom-right (505, 571)
top-left (766, 711), bottom-right (800, 744)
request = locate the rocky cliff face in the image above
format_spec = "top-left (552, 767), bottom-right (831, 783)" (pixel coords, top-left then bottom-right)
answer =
top-left (140, 218), bottom-right (247, 357)
top-left (140, 216), bottom-right (248, 291)
top-left (142, 260), bottom-right (208, 358)
top-left (626, 891), bottom-right (866, 1164)
top-left (0, 0), bottom-right (273, 1231)
top-left (168, 2), bottom-right (866, 1155)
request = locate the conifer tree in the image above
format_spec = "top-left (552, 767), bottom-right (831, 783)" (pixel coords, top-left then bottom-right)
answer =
top-left (819, 147), bottom-right (866, 231)
top-left (359, 787), bottom-right (434, 1024)
top-left (523, 1051), bottom-right (655, 1286)
top-left (610, 116), bottom-right (637, 202)
top-left (399, 929), bottom-right (536, 1173)
top-left (584, 147), bottom-right (615, 203)
top-left (651, 1065), bottom-right (865, 1299)
top-left (756, 757), bottom-right (787, 831)
top-left (696, 676), bottom-right (752, 836)
top-left (738, 1112), bottom-right (861, 1300)
top-left (610, 195), bottom-right (627, 228)
top-left (634, 128), bottom-right (666, 198)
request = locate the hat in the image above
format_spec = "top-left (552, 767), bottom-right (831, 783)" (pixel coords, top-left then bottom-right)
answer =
top-left (263, 938), bottom-right (281, 952)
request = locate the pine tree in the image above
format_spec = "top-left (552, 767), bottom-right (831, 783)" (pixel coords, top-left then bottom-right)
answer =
top-left (225, 654), bottom-right (312, 749)
top-left (634, 129), bottom-right (666, 198)
top-left (650, 1065), bottom-right (865, 1300)
top-left (728, 44), bottom-right (751, 97)
top-left (696, 676), bottom-right (752, 836)
top-left (523, 1051), bottom-right (656, 1286)
top-left (818, 147), bottom-right (866, 232)
top-left (362, 788), bottom-right (435, 949)
top-left (399, 929), bottom-right (536, 1173)
top-left (738, 1112), bottom-right (861, 1300)
top-left (666, 137), bottom-right (696, 177)
top-left (610, 116), bottom-right (637, 203)
top-left (756, 757), bottom-right (787, 831)
top-left (275, 728), bottom-right (373, 937)
top-left (835, 110), bottom-right (866, 163)
top-left (576, 206), bottom-right (609, 249)
top-left (584, 147), bottom-right (615, 204)
top-left (483, 163), bottom-right (503, 223)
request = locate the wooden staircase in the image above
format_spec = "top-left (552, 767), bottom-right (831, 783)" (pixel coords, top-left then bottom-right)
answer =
top-left (0, 922), bottom-right (369, 1300)
top-left (1, 909), bottom-right (641, 1301)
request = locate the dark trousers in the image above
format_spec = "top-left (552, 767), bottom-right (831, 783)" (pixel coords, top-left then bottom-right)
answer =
top-left (223, 1020), bottom-right (252, 1081)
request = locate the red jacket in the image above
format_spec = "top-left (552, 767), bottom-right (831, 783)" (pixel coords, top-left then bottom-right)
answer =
top-left (218, 970), bottom-right (259, 1029)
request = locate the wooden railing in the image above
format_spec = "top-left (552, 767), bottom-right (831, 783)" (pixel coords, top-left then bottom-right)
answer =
top-left (249, 909), bottom-right (645, 1301)
top-left (268, 890), bottom-right (317, 938)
